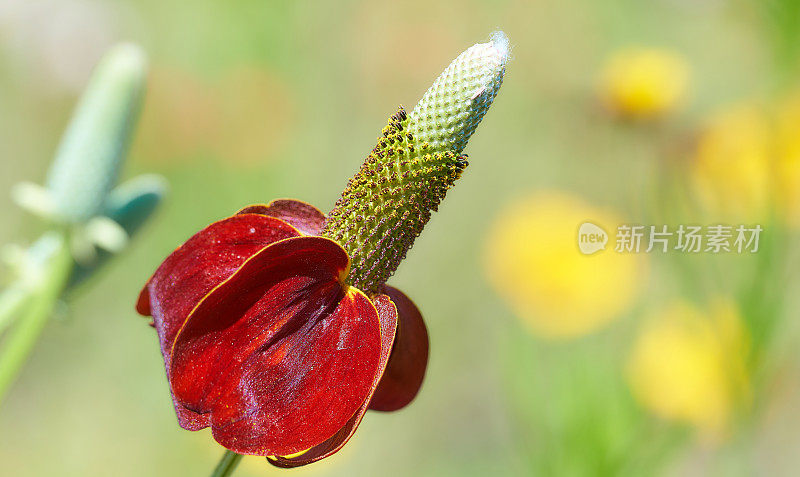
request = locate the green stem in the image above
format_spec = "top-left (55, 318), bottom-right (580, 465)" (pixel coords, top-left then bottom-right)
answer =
top-left (210, 450), bottom-right (242, 477)
top-left (0, 233), bottom-right (72, 402)
top-left (0, 285), bottom-right (34, 336)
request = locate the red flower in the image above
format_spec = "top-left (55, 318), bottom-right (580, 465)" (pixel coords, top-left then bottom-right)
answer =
top-left (136, 199), bottom-right (428, 467)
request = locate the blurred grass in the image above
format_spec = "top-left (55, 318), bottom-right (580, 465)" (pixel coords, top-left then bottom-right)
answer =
top-left (1, 0), bottom-right (799, 475)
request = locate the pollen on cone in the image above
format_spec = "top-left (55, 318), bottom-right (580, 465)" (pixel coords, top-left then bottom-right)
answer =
top-left (323, 32), bottom-right (510, 293)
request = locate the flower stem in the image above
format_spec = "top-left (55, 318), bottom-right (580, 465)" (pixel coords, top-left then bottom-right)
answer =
top-left (210, 450), bottom-right (243, 477)
top-left (0, 233), bottom-right (72, 402)
top-left (0, 286), bottom-right (33, 336)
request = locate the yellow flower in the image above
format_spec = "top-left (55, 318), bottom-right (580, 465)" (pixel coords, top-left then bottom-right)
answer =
top-left (774, 93), bottom-right (800, 227)
top-left (691, 102), bottom-right (773, 224)
top-left (484, 191), bottom-right (645, 339)
top-left (599, 47), bottom-right (690, 119)
top-left (627, 300), bottom-right (749, 438)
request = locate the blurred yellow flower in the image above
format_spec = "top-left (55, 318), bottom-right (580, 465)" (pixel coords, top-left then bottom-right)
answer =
top-left (691, 102), bottom-right (773, 224)
top-left (774, 93), bottom-right (800, 227)
top-left (484, 191), bottom-right (645, 339)
top-left (627, 300), bottom-right (749, 438)
top-left (599, 47), bottom-right (690, 119)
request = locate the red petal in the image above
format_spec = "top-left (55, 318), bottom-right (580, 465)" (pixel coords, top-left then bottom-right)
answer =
top-left (169, 237), bottom-right (383, 456)
top-left (237, 199), bottom-right (326, 236)
top-left (136, 213), bottom-right (299, 429)
top-left (268, 293), bottom-right (398, 468)
top-left (368, 286), bottom-right (429, 412)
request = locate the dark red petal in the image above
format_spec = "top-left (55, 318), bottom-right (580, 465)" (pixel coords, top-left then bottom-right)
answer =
top-left (169, 237), bottom-right (382, 456)
top-left (268, 293), bottom-right (398, 468)
top-left (136, 214), bottom-right (299, 429)
top-left (236, 199), bottom-right (326, 236)
top-left (368, 286), bottom-right (429, 412)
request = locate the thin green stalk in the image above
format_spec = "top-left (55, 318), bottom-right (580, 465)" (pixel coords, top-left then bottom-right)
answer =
top-left (0, 286), bottom-right (34, 335)
top-left (0, 234), bottom-right (72, 401)
top-left (210, 450), bottom-right (243, 477)
top-left (743, 221), bottom-right (785, 372)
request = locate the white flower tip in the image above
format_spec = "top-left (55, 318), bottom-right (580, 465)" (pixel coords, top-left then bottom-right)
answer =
top-left (407, 30), bottom-right (511, 154)
top-left (488, 30), bottom-right (511, 65)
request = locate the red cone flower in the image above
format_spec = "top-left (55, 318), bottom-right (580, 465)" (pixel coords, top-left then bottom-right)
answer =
top-left (137, 31), bottom-right (508, 469)
top-left (137, 199), bottom-right (428, 467)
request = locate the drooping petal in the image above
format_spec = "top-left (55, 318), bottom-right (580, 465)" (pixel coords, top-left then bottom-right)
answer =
top-left (237, 199), bottom-right (326, 236)
top-left (169, 237), bottom-right (383, 456)
top-left (136, 213), bottom-right (299, 353)
top-left (369, 286), bottom-right (429, 412)
top-left (268, 293), bottom-right (398, 468)
top-left (136, 213), bottom-right (299, 429)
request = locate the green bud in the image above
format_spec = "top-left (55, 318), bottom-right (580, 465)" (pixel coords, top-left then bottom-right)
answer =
top-left (103, 174), bottom-right (168, 236)
top-left (68, 174), bottom-right (167, 288)
top-left (45, 43), bottom-right (148, 223)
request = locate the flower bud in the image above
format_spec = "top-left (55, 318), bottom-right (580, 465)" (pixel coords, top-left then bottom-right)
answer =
top-left (45, 43), bottom-right (148, 223)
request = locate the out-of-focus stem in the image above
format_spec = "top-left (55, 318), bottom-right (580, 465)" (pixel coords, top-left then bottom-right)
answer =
top-left (0, 233), bottom-right (72, 402)
top-left (210, 450), bottom-right (243, 477)
top-left (0, 286), bottom-right (32, 335)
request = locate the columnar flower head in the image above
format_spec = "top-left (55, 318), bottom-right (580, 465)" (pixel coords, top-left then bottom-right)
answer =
top-left (408, 30), bottom-right (509, 154)
top-left (323, 31), bottom-right (509, 294)
top-left (136, 31), bottom-right (509, 467)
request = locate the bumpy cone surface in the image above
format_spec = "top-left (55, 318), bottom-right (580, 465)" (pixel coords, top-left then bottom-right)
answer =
top-left (323, 32), bottom-right (510, 294)
top-left (408, 30), bottom-right (509, 155)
